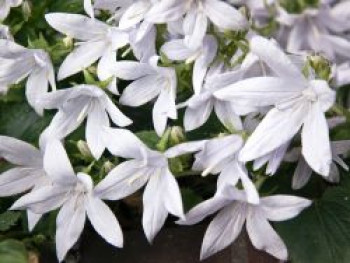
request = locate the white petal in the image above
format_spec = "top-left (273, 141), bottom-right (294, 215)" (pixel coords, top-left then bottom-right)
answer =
top-left (27, 211), bottom-right (42, 232)
top-left (192, 35), bottom-right (218, 94)
top-left (200, 203), bottom-right (246, 260)
top-left (45, 13), bottom-right (108, 41)
top-left (0, 136), bottom-right (41, 166)
top-left (292, 157), bottom-right (313, 190)
top-left (94, 160), bottom-right (149, 200)
top-left (43, 140), bottom-right (77, 186)
top-left (0, 168), bottom-right (40, 197)
top-left (184, 11), bottom-right (208, 50)
top-left (246, 209), bottom-right (288, 260)
top-left (152, 89), bottom-right (177, 136)
top-left (287, 21), bottom-right (306, 52)
top-left (184, 99), bottom-right (214, 131)
top-left (56, 195), bottom-right (86, 262)
top-left (26, 69), bottom-right (49, 115)
top-left (104, 96), bottom-right (132, 127)
top-left (97, 50), bottom-right (118, 94)
top-left (161, 39), bottom-right (194, 61)
top-left (162, 169), bottom-right (184, 219)
top-left (146, 0), bottom-right (186, 23)
top-left (164, 140), bottom-right (207, 158)
top-left (239, 105), bottom-right (306, 162)
top-left (84, 0), bottom-right (94, 18)
top-left (250, 36), bottom-right (304, 82)
top-left (203, 0), bottom-right (248, 30)
top-left (322, 35), bottom-right (350, 59)
top-left (102, 127), bottom-right (146, 159)
top-left (214, 100), bottom-right (243, 131)
top-left (118, 1), bottom-right (150, 29)
top-left (331, 140), bottom-right (350, 155)
top-left (86, 195), bottom-right (123, 247)
top-left (301, 103), bottom-right (332, 177)
top-left (260, 195), bottom-right (312, 221)
top-left (142, 171), bottom-right (168, 242)
top-left (214, 77), bottom-right (302, 107)
top-left (119, 75), bottom-right (161, 106)
top-left (113, 61), bottom-right (155, 80)
top-left (58, 41), bottom-right (107, 80)
top-left (86, 102), bottom-right (110, 160)
top-left (10, 185), bottom-right (68, 214)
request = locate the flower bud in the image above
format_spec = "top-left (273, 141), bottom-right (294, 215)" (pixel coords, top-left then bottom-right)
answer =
top-left (63, 36), bottom-right (73, 48)
top-left (22, 1), bottom-right (32, 21)
top-left (102, 161), bottom-right (115, 174)
top-left (77, 140), bottom-right (93, 159)
top-left (170, 126), bottom-right (186, 146)
top-left (309, 55), bottom-right (332, 81)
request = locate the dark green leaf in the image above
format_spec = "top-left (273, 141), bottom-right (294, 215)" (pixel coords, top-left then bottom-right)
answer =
top-left (276, 176), bottom-right (350, 263)
top-left (0, 212), bottom-right (21, 232)
top-left (0, 240), bottom-right (28, 263)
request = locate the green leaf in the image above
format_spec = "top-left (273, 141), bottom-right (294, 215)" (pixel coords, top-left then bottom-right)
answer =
top-left (135, 131), bottom-right (160, 150)
top-left (0, 212), bottom-right (21, 232)
top-left (0, 240), bottom-right (28, 263)
top-left (0, 101), bottom-right (53, 144)
top-left (275, 176), bottom-right (350, 263)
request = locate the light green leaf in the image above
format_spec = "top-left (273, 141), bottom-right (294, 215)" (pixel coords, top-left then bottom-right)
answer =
top-left (0, 240), bottom-right (28, 263)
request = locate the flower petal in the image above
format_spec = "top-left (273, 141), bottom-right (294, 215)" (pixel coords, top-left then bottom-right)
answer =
top-left (292, 157), bottom-right (313, 190)
top-left (301, 103), bottom-right (332, 177)
top-left (58, 41), bottom-right (107, 80)
top-left (260, 195), bottom-right (312, 221)
top-left (246, 209), bottom-right (288, 260)
top-left (45, 13), bottom-right (108, 41)
top-left (56, 195), bottom-right (86, 262)
top-left (239, 104), bottom-right (306, 162)
top-left (94, 160), bottom-right (149, 200)
top-left (200, 202), bottom-right (246, 260)
top-left (86, 195), bottom-right (123, 247)
top-left (0, 136), bottom-right (41, 167)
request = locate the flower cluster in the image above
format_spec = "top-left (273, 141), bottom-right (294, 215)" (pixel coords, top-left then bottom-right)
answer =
top-left (0, 0), bottom-right (350, 262)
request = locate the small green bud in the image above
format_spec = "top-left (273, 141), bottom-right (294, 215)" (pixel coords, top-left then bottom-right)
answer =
top-left (77, 140), bottom-right (93, 159)
top-left (102, 161), bottom-right (115, 174)
top-left (170, 126), bottom-right (186, 146)
top-left (22, 1), bottom-right (32, 21)
top-left (63, 36), bottom-right (73, 49)
top-left (308, 55), bottom-right (332, 81)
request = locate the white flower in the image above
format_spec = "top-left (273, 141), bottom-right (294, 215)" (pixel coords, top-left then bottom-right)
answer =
top-left (94, 127), bottom-right (184, 242)
top-left (45, 13), bottom-right (129, 94)
top-left (38, 84), bottom-right (132, 160)
top-left (178, 186), bottom-right (312, 260)
top-left (113, 56), bottom-right (177, 136)
top-left (333, 62), bottom-right (350, 87)
top-left (146, 0), bottom-right (248, 49)
top-left (215, 36), bottom-right (336, 177)
top-left (0, 136), bottom-right (50, 230)
top-left (279, 2), bottom-right (350, 61)
top-left (166, 134), bottom-right (259, 204)
top-left (0, 0), bottom-right (22, 20)
top-left (285, 140), bottom-right (350, 189)
top-left (11, 140), bottom-right (123, 262)
top-left (0, 40), bottom-right (56, 114)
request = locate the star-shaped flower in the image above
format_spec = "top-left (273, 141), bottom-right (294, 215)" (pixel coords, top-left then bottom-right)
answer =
top-left (216, 36), bottom-right (336, 177)
top-left (45, 12), bottom-right (129, 94)
top-left (38, 84), bottom-right (132, 160)
top-left (112, 56), bottom-right (177, 136)
top-left (0, 40), bottom-right (56, 114)
top-left (11, 140), bottom-right (123, 262)
top-left (178, 186), bottom-right (311, 260)
top-left (94, 127), bottom-right (184, 242)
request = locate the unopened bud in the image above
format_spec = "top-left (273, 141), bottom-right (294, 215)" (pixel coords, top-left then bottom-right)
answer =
top-left (22, 1), bottom-right (32, 21)
top-left (309, 55), bottom-right (332, 81)
top-left (170, 126), bottom-right (186, 145)
top-left (102, 161), bottom-right (115, 174)
top-left (77, 140), bottom-right (93, 159)
top-left (63, 36), bottom-right (73, 48)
